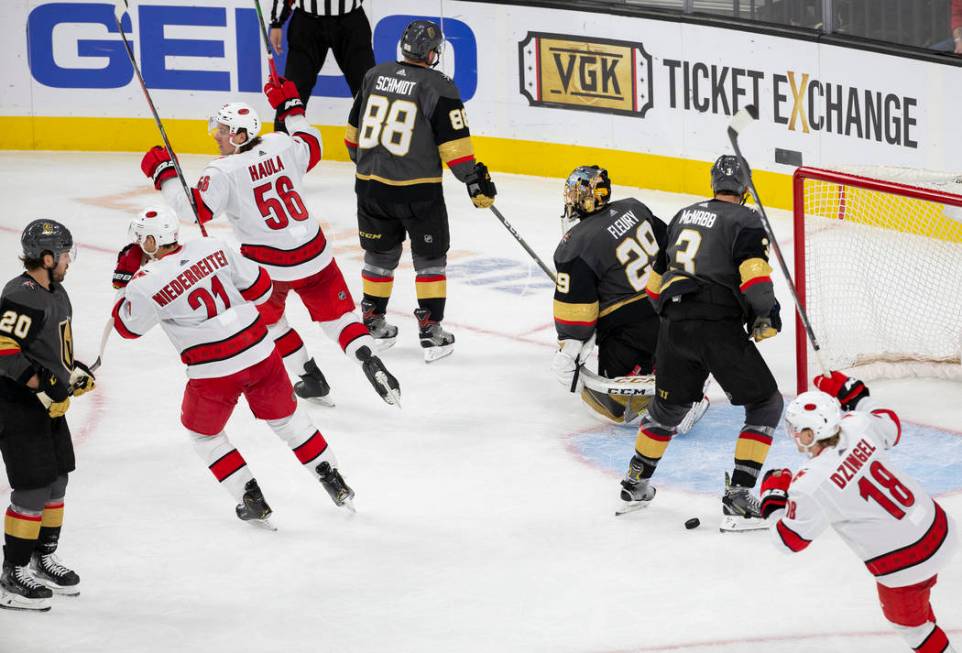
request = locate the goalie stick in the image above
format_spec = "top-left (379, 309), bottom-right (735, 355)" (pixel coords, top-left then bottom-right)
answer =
top-left (726, 105), bottom-right (828, 376)
top-left (113, 0), bottom-right (207, 237)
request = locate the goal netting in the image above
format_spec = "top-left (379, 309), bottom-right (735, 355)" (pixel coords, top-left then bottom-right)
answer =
top-left (794, 166), bottom-right (962, 392)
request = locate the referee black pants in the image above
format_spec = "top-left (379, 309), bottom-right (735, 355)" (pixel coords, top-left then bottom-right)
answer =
top-left (276, 7), bottom-right (375, 132)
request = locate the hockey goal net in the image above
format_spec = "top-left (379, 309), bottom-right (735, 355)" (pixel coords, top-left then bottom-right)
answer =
top-left (794, 166), bottom-right (962, 393)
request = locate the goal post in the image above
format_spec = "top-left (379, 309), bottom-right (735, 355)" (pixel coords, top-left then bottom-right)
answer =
top-left (793, 166), bottom-right (962, 393)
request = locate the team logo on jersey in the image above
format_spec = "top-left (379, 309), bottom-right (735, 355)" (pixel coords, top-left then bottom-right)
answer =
top-left (518, 33), bottom-right (654, 118)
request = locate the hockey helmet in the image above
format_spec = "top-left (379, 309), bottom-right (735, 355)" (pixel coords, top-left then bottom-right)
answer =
top-left (400, 20), bottom-right (444, 65)
top-left (129, 206), bottom-right (179, 256)
top-left (21, 219), bottom-right (76, 263)
top-left (784, 390), bottom-right (842, 452)
top-left (208, 102), bottom-right (261, 150)
top-left (710, 154), bottom-right (749, 198)
top-left (562, 165), bottom-right (611, 232)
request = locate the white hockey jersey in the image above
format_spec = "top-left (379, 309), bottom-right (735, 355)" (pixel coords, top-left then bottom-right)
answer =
top-left (112, 238), bottom-right (275, 379)
top-left (162, 115), bottom-right (328, 282)
top-left (770, 402), bottom-right (957, 588)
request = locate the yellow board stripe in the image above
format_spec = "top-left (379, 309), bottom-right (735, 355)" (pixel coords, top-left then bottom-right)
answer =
top-left (553, 299), bottom-right (599, 324)
top-left (734, 436), bottom-right (772, 465)
top-left (415, 280), bottom-right (447, 300)
top-left (5, 511), bottom-right (42, 541)
top-left (41, 506), bottom-right (64, 529)
top-left (362, 278), bottom-right (394, 299)
top-left (344, 124), bottom-right (358, 145)
top-left (599, 293), bottom-right (647, 318)
top-left (355, 172), bottom-right (443, 186)
top-left (739, 257), bottom-right (773, 285)
top-left (0, 117), bottom-right (795, 211)
top-left (438, 136), bottom-right (474, 164)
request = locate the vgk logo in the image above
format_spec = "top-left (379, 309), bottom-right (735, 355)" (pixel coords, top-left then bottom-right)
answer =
top-left (519, 33), bottom-right (653, 117)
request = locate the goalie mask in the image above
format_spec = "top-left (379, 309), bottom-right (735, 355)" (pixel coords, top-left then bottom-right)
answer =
top-left (129, 206), bottom-right (179, 258)
top-left (562, 165), bottom-right (611, 233)
top-left (208, 102), bottom-right (261, 152)
top-left (710, 154), bottom-right (749, 202)
top-left (784, 391), bottom-right (842, 455)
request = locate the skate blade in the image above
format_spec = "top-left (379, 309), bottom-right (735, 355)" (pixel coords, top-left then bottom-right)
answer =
top-left (302, 394), bottom-right (335, 408)
top-left (372, 336), bottom-right (397, 352)
top-left (339, 498), bottom-right (357, 514)
top-left (373, 371), bottom-right (402, 408)
top-left (0, 591), bottom-right (52, 612)
top-left (719, 515), bottom-right (768, 532)
top-left (39, 582), bottom-right (79, 597)
top-left (615, 500), bottom-right (653, 516)
top-left (244, 517), bottom-right (278, 532)
top-left (423, 344), bottom-right (454, 363)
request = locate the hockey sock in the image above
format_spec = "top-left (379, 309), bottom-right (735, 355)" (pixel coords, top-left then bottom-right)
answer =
top-left (632, 418), bottom-right (675, 479)
top-left (190, 431), bottom-right (254, 503)
top-left (319, 312), bottom-right (373, 361)
top-left (268, 319), bottom-right (310, 378)
top-left (267, 410), bottom-right (337, 478)
top-left (892, 621), bottom-right (951, 653)
top-left (4, 505), bottom-right (42, 567)
top-left (361, 265), bottom-right (394, 316)
top-left (36, 498), bottom-right (65, 556)
top-left (731, 425), bottom-right (775, 488)
top-left (415, 273), bottom-right (446, 323)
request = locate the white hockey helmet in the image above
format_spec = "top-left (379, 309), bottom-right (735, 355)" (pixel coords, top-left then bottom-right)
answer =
top-left (784, 390), bottom-right (842, 452)
top-left (208, 102), bottom-right (261, 150)
top-left (129, 206), bottom-right (179, 257)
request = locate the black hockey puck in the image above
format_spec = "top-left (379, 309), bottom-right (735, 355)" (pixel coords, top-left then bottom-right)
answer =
top-left (685, 518), bottom-right (701, 530)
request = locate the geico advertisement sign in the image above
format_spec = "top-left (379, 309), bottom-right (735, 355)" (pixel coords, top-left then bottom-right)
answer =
top-left (519, 31), bottom-right (920, 150)
top-left (25, 3), bottom-right (477, 100)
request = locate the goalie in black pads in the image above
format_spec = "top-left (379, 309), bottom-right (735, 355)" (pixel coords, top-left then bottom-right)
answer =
top-left (551, 166), bottom-right (707, 429)
top-left (0, 221), bottom-right (92, 611)
top-left (618, 156), bottom-right (783, 530)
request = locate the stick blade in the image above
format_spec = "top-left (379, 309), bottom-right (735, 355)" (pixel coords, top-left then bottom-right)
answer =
top-left (729, 104), bottom-right (759, 137)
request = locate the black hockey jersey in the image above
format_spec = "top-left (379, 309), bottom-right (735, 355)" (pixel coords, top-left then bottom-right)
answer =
top-left (0, 274), bottom-right (74, 396)
top-left (346, 61), bottom-right (475, 202)
top-left (553, 198), bottom-right (667, 342)
top-left (647, 199), bottom-right (775, 321)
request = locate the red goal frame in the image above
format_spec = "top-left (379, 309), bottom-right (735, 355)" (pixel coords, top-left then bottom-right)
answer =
top-left (792, 166), bottom-right (962, 394)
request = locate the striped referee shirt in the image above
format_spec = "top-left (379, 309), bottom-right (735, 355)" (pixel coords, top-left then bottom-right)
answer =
top-left (270, 0), bottom-right (364, 27)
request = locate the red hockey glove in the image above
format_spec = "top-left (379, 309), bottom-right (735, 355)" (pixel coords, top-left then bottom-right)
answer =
top-left (814, 371), bottom-right (869, 411)
top-left (264, 77), bottom-right (304, 120)
top-left (759, 468), bottom-right (792, 518)
top-left (141, 146), bottom-right (177, 190)
top-left (113, 243), bottom-right (146, 289)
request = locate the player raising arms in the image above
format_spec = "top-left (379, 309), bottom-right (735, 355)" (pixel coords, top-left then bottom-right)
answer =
top-left (137, 77), bottom-right (399, 407)
top-left (618, 155), bottom-right (783, 528)
top-left (345, 20), bottom-right (497, 362)
top-left (551, 166), bottom-right (708, 429)
top-left (111, 208), bottom-right (355, 527)
top-left (760, 373), bottom-right (957, 653)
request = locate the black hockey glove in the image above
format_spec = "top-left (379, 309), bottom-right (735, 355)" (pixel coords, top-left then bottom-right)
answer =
top-left (466, 162), bottom-right (496, 209)
top-left (34, 368), bottom-right (71, 418)
top-left (70, 360), bottom-right (96, 397)
top-left (749, 299), bottom-right (781, 342)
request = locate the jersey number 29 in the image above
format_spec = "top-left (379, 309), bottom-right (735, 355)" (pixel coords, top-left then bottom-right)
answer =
top-left (615, 221), bottom-right (660, 291)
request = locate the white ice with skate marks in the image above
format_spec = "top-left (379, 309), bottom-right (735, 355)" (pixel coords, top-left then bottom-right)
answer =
top-left (0, 152), bottom-right (959, 652)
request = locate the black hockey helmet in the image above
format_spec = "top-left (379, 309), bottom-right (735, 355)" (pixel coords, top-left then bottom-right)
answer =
top-left (710, 154), bottom-right (749, 198)
top-left (21, 219), bottom-right (75, 263)
top-left (400, 20), bottom-right (444, 65)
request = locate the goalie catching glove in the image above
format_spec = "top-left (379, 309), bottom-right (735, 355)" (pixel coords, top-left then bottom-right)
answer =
top-left (465, 162), bottom-right (496, 208)
top-left (551, 338), bottom-right (593, 388)
top-left (813, 371), bottom-right (869, 411)
top-left (759, 468), bottom-right (792, 518)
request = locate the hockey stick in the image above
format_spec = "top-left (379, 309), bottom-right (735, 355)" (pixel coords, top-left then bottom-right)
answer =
top-left (579, 367), bottom-right (656, 397)
top-left (113, 1), bottom-right (207, 237)
top-left (88, 317), bottom-right (115, 374)
top-left (726, 105), bottom-right (828, 375)
top-left (488, 206), bottom-right (557, 283)
top-left (252, 0), bottom-right (280, 83)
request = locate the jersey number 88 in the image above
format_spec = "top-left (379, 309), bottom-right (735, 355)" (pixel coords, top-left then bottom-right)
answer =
top-left (359, 95), bottom-right (419, 156)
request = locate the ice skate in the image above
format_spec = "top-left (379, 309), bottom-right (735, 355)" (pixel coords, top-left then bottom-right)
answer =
top-left (30, 552), bottom-right (80, 596)
top-left (414, 308), bottom-right (454, 363)
top-left (615, 478), bottom-right (657, 516)
top-left (356, 345), bottom-right (401, 407)
top-left (316, 461), bottom-right (355, 512)
top-left (720, 473), bottom-right (767, 532)
top-left (361, 300), bottom-right (398, 351)
top-left (235, 479), bottom-right (276, 531)
top-left (0, 562), bottom-right (53, 611)
top-left (294, 358), bottom-right (335, 407)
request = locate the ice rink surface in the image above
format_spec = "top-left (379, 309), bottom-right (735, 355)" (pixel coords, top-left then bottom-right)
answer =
top-left (0, 152), bottom-right (959, 653)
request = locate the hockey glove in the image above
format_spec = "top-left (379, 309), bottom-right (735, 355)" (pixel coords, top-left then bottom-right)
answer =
top-left (264, 77), bottom-right (305, 121)
top-left (465, 162), bottom-right (496, 209)
top-left (750, 299), bottom-right (781, 342)
top-left (813, 371), bottom-right (869, 411)
top-left (551, 338), bottom-right (593, 389)
top-left (141, 146), bottom-right (177, 190)
top-left (113, 243), bottom-right (146, 289)
top-left (34, 369), bottom-right (70, 418)
top-left (759, 468), bottom-right (792, 518)
top-left (69, 360), bottom-right (96, 398)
